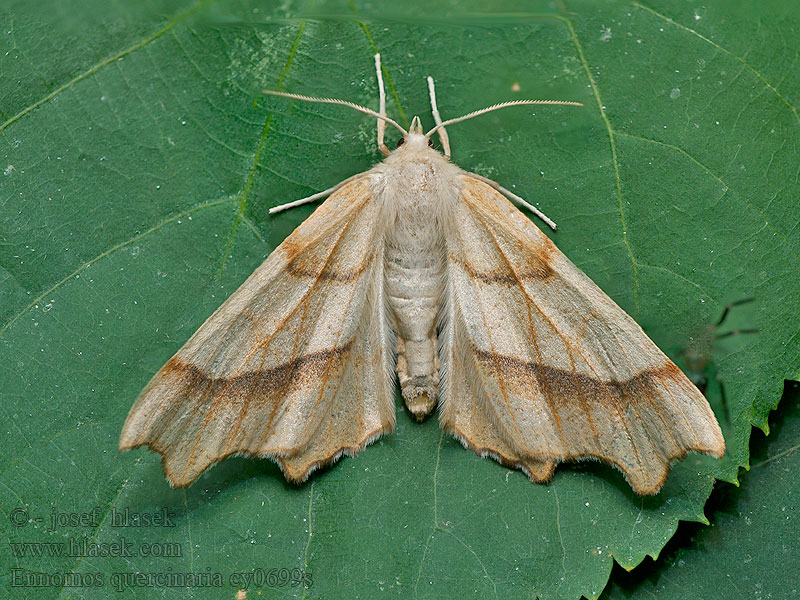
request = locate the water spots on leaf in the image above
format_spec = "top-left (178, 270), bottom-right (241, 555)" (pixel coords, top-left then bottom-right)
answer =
top-left (226, 26), bottom-right (297, 93)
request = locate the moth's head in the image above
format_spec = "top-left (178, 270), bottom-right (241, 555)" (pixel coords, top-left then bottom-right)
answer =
top-left (395, 116), bottom-right (437, 153)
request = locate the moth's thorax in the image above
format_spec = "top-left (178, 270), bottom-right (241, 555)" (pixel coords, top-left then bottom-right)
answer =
top-left (372, 138), bottom-right (463, 221)
top-left (373, 137), bottom-right (462, 256)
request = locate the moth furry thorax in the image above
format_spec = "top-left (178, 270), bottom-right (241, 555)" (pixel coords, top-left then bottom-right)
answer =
top-left (119, 54), bottom-right (725, 496)
top-left (373, 135), bottom-right (463, 226)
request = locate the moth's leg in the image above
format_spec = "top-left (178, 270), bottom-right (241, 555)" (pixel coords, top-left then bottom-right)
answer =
top-left (269, 173), bottom-right (364, 214)
top-left (374, 54), bottom-right (391, 157)
top-left (426, 76), bottom-right (451, 158)
top-left (464, 172), bottom-right (558, 231)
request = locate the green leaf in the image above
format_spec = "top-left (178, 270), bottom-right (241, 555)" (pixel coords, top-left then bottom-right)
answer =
top-left (1, 1), bottom-right (797, 599)
top-left (603, 381), bottom-right (800, 599)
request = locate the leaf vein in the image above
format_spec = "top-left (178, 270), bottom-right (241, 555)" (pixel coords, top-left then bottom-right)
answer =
top-left (216, 22), bottom-right (307, 277)
top-left (0, 195), bottom-right (238, 338)
top-left (559, 11), bottom-right (640, 314)
top-left (632, 1), bottom-right (800, 126)
top-left (0, 0), bottom-right (216, 133)
top-left (616, 132), bottom-right (799, 260)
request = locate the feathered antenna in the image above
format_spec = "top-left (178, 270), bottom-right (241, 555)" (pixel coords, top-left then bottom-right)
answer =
top-left (261, 90), bottom-right (408, 136)
top-left (425, 99), bottom-right (583, 138)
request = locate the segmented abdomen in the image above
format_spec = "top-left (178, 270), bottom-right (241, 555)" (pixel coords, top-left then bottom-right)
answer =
top-left (384, 201), bottom-right (445, 420)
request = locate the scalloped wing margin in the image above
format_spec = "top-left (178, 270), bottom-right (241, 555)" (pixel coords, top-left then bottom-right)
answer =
top-left (438, 177), bottom-right (724, 495)
top-left (119, 177), bottom-right (396, 487)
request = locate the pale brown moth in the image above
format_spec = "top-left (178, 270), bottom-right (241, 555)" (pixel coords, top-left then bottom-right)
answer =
top-left (119, 54), bottom-right (725, 495)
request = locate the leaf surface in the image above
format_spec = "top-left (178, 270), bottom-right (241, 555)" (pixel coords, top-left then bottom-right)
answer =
top-left (1, 1), bottom-right (797, 599)
top-left (603, 382), bottom-right (800, 599)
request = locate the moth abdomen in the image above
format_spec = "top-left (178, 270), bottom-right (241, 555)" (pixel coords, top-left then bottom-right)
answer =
top-left (396, 336), bottom-right (439, 420)
top-left (383, 180), bottom-right (447, 420)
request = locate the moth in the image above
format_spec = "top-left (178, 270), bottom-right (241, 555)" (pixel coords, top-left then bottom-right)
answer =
top-left (120, 55), bottom-right (725, 495)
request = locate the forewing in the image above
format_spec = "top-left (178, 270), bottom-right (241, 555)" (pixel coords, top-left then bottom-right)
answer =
top-left (119, 177), bottom-right (395, 487)
top-left (440, 177), bottom-right (725, 495)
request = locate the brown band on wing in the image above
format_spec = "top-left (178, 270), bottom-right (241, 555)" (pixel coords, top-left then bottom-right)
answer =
top-left (472, 346), bottom-right (683, 403)
top-left (281, 180), bottom-right (370, 256)
top-left (286, 252), bottom-right (376, 283)
top-left (457, 178), bottom-right (558, 282)
top-left (162, 341), bottom-right (353, 399)
top-left (449, 253), bottom-right (554, 283)
top-left (281, 181), bottom-right (376, 283)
